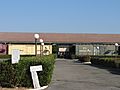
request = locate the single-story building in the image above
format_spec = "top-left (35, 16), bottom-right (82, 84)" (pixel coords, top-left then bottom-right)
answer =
top-left (0, 32), bottom-right (120, 57)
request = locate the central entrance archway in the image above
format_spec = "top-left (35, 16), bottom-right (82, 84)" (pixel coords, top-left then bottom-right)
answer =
top-left (52, 44), bottom-right (75, 59)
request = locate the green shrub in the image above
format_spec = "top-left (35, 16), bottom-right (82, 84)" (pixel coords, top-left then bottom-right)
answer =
top-left (0, 54), bottom-right (56, 88)
top-left (0, 55), bottom-right (36, 59)
top-left (0, 55), bottom-right (11, 59)
top-left (91, 57), bottom-right (120, 69)
top-left (70, 54), bottom-right (76, 59)
top-left (0, 61), bottom-right (17, 87)
top-left (53, 54), bottom-right (57, 59)
top-left (78, 55), bottom-right (91, 62)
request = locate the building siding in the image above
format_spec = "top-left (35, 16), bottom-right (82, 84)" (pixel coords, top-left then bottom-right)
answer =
top-left (76, 44), bottom-right (115, 56)
top-left (8, 44), bottom-right (52, 55)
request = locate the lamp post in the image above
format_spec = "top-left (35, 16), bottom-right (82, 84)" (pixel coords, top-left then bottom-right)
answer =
top-left (96, 46), bottom-right (99, 55)
top-left (87, 49), bottom-right (90, 55)
top-left (115, 43), bottom-right (119, 68)
top-left (41, 42), bottom-right (44, 55)
top-left (115, 43), bottom-right (119, 55)
top-left (39, 39), bottom-right (44, 56)
top-left (34, 34), bottom-right (39, 56)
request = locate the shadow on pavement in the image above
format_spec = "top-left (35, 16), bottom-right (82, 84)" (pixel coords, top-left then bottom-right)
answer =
top-left (73, 60), bottom-right (120, 75)
top-left (90, 64), bottom-right (120, 75)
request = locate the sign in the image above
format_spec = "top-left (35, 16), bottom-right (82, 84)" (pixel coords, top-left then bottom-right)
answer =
top-left (0, 44), bottom-right (7, 54)
top-left (30, 65), bottom-right (48, 90)
top-left (12, 49), bottom-right (20, 64)
top-left (59, 48), bottom-right (68, 52)
top-left (30, 65), bottom-right (42, 89)
top-left (30, 65), bottom-right (42, 72)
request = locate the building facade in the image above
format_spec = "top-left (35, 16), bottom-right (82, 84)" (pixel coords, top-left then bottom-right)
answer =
top-left (0, 32), bottom-right (120, 57)
top-left (8, 44), bottom-right (52, 55)
top-left (75, 44), bottom-right (115, 56)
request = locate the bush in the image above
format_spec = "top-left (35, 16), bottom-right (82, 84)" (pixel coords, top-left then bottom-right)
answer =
top-left (91, 57), bottom-right (120, 69)
top-left (0, 55), bottom-right (36, 59)
top-left (78, 55), bottom-right (91, 62)
top-left (0, 55), bottom-right (11, 59)
top-left (0, 54), bottom-right (56, 88)
top-left (70, 54), bottom-right (76, 59)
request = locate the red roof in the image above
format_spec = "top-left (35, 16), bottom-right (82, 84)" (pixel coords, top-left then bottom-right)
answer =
top-left (0, 32), bottom-right (120, 43)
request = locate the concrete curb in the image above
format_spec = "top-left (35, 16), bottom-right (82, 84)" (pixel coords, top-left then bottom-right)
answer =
top-left (83, 62), bottom-right (91, 64)
top-left (28, 85), bottom-right (48, 90)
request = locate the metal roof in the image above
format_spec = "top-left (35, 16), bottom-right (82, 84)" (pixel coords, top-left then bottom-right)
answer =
top-left (0, 32), bottom-right (120, 44)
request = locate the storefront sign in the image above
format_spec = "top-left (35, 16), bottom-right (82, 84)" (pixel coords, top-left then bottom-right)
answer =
top-left (12, 49), bottom-right (20, 64)
top-left (59, 48), bottom-right (68, 52)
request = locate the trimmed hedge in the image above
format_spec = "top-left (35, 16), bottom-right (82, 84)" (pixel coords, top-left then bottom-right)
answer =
top-left (0, 54), bottom-right (56, 88)
top-left (78, 55), bottom-right (91, 62)
top-left (0, 55), bottom-right (36, 59)
top-left (91, 57), bottom-right (120, 69)
top-left (0, 55), bottom-right (11, 59)
top-left (78, 55), bottom-right (120, 69)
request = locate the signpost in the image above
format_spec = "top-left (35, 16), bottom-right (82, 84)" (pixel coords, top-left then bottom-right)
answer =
top-left (30, 65), bottom-right (48, 90)
top-left (12, 49), bottom-right (20, 64)
top-left (30, 65), bottom-right (42, 89)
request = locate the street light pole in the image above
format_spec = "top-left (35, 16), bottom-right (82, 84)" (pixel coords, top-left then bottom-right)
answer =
top-left (34, 34), bottom-right (39, 56)
top-left (41, 42), bottom-right (44, 56)
top-left (115, 43), bottom-right (119, 68)
top-left (35, 38), bottom-right (37, 56)
top-left (96, 46), bottom-right (99, 55)
top-left (115, 43), bottom-right (119, 55)
top-left (40, 39), bottom-right (44, 56)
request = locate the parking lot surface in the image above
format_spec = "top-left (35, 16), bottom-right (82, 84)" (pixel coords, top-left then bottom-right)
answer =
top-left (47, 59), bottom-right (120, 90)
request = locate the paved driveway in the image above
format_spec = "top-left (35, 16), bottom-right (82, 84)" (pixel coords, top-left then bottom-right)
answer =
top-left (47, 59), bottom-right (120, 90)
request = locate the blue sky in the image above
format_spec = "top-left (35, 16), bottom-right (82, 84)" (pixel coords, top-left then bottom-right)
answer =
top-left (0, 0), bottom-right (120, 34)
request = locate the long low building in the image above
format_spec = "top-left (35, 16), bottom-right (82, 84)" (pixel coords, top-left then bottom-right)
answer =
top-left (0, 32), bottom-right (120, 57)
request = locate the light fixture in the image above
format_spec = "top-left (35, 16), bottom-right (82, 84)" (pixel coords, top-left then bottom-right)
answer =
top-left (34, 34), bottom-right (39, 39)
top-left (34, 34), bottom-right (40, 56)
top-left (115, 43), bottom-right (119, 46)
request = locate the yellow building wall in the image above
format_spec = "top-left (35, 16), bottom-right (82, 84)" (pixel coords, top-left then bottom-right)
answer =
top-left (8, 44), bottom-right (52, 55)
top-left (42, 45), bottom-right (52, 55)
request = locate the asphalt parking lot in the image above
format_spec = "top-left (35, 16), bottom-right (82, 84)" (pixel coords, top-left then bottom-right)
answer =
top-left (47, 59), bottom-right (120, 90)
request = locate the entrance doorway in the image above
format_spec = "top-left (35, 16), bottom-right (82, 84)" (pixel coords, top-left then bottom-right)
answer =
top-left (57, 45), bottom-right (75, 59)
top-left (52, 44), bottom-right (76, 58)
